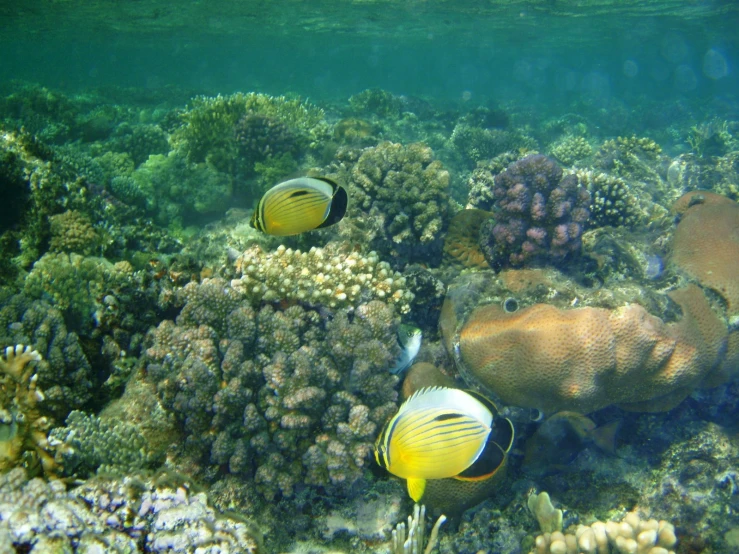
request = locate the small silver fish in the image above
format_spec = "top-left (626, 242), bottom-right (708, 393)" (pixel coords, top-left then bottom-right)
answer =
top-left (389, 324), bottom-right (422, 375)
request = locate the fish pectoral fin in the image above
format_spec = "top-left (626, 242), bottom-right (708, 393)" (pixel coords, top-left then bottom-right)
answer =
top-left (407, 478), bottom-right (427, 502)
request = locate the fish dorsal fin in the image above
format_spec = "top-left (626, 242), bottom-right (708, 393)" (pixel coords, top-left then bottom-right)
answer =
top-left (398, 386), bottom-right (493, 427)
top-left (407, 478), bottom-right (426, 502)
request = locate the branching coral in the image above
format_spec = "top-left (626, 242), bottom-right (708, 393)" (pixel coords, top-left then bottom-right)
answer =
top-left (0, 295), bottom-right (94, 418)
top-left (0, 467), bottom-right (263, 552)
top-left (231, 243), bottom-right (414, 313)
top-left (530, 510), bottom-right (677, 554)
top-left (145, 277), bottom-right (401, 500)
top-left (343, 141), bottom-right (453, 265)
top-left (576, 170), bottom-right (643, 228)
top-left (0, 345), bottom-right (58, 477)
top-left (550, 136), bottom-right (593, 167)
top-left (478, 154), bottom-right (591, 268)
top-left (170, 92), bottom-right (325, 176)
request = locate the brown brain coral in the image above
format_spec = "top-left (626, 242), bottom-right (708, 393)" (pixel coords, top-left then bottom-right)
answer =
top-left (671, 192), bottom-right (739, 316)
top-left (451, 284), bottom-right (731, 414)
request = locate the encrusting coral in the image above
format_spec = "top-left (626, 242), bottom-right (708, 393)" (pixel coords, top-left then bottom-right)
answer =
top-left (671, 191), bottom-right (739, 316)
top-left (442, 270), bottom-right (737, 415)
top-left (0, 345), bottom-right (59, 477)
top-left (145, 276), bottom-right (402, 500)
top-left (231, 242), bottom-right (414, 314)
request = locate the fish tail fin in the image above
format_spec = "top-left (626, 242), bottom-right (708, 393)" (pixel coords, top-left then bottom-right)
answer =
top-left (592, 420), bottom-right (620, 454)
top-left (407, 478), bottom-right (426, 502)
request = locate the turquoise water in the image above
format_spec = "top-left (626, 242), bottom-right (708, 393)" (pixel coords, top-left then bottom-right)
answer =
top-left (1, 2), bottom-right (739, 553)
top-left (3, 1), bottom-right (737, 106)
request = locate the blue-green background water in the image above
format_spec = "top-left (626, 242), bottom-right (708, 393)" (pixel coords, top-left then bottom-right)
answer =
top-left (2, 2), bottom-right (739, 553)
top-left (2, 1), bottom-right (737, 108)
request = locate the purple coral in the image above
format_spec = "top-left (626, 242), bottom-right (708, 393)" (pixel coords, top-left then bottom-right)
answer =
top-left (480, 154), bottom-right (591, 268)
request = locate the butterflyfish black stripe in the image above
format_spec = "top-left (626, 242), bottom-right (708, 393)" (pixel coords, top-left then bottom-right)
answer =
top-left (393, 415), bottom-right (482, 443)
top-left (398, 427), bottom-right (486, 449)
top-left (267, 190), bottom-right (328, 214)
top-left (268, 192), bottom-right (329, 213)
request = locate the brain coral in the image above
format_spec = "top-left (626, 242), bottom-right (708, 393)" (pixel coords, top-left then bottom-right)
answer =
top-left (145, 277), bottom-right (401, 500)
top-left (444, 276), bottom-right (733, 414)
top-left (343, 141), bottom-right (452, 265)
top-left (478, 154), bottom-right (591, 269)
top-left (671, 191), bottom-right (739, 316)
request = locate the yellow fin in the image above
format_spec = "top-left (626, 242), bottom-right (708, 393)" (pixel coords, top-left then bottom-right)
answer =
top-left (407, 478), bottom-right (426, 502)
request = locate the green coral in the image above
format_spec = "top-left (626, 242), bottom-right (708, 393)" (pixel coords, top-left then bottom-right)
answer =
top-left (576, 170), bottom-right (643, 228)
top-left (549, 135), bottom-right (593, 166)
top-left (131, 151), bottom-right (232, 226)
top-left (348, 88), bottom-right (404, 118)
top-left (48, 210), bottom-right (102, 255)
top-left (687, 118), bottom-right (737, 158)
top-left (48, 410), bottom-right (155, 475)
top-left (23, 253), bottom-right (131, 333)
top-left (170, 92), bottom-right (325, 175)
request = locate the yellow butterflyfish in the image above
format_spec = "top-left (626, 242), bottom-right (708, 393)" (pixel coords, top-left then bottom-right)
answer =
top-left (250, 176), bottom-right (348, 236)
top-left (374, 386), bottom-right (512, 502)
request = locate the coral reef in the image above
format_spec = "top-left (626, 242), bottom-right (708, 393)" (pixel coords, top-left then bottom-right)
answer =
top-left (477, 154), bottom-right (591, 268)
top-left (170, 92), bottom-right (325, 176)
top-left (0, 345), bottom-right (58, 477)
top-left (670, 191), bottom-right (739, 315)
top-left (391, 504), bottom-right (446, 554)
top-left (341, 141), bottom-right (453, 265)
top-left (449, 123), bottom-right (537, 167)
top-left (550, 136), bottom-right (593, 167)
top-left (349, 88), bottom-right (404, 118)
top-left (576, 170), bottom-right (643, 228)
top-left (145, 276), bottom-right (401, 499)
top-left (108, 122), bottom-right (170, 166)
top-left (442, 270), bottom-right (737, 414)
top-left (0, 295), bottom-right (93, 418)
top-left (530, 511), bottom-right (677, 554)
top-left (0, 467), bottom-right (263, 552)
top-left (48, 410), bottom-right (155, 476)
top-left (442, 209), bottom-right (493, 269)
top-left (130, 150), bottom-right (233, 226)
top-left (594, 136), bottom-right (664, 191)
top-left (23, 252), bottom-right (135, 333)
top-left (48, 209), bottom-right (102, 255)
top-left (231, 243), bottom-right (414, 314)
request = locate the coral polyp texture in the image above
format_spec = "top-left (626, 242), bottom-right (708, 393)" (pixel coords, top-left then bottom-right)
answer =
top-left (343, 141), bottom-right (453, 264)
top-left (0, 467), bottom-right (263, 553)
top-left (477, 154), bottom-right (591, 269)
top-left (0, 345), bottom-right (59, 477)
top-left (231, 242), bottom-right (414, 313)
top-left (530, 510), bottom-right (677, 554)
top-left (145, 276), bottom-right (401, 500)
top-left (442, 271), bottom-right (737, 414)
top-left (671, 191), bottom-right (739, 316)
